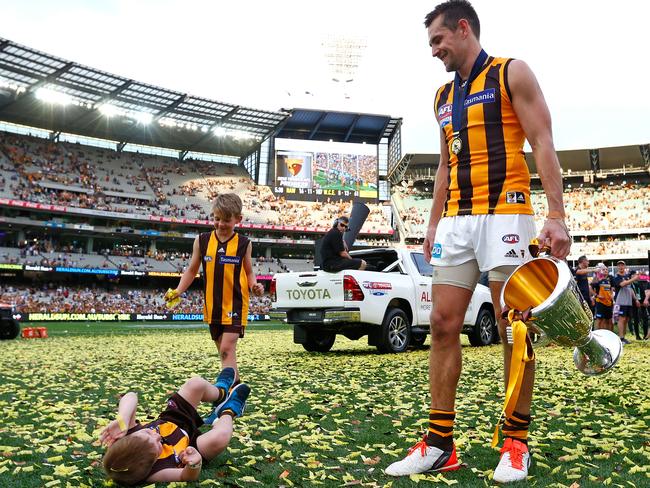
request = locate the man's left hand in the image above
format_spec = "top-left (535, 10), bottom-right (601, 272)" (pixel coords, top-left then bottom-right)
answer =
top-left (251, 283), bottom-right (264, 296)
top-left (536, 219), bottom-right (571, 260)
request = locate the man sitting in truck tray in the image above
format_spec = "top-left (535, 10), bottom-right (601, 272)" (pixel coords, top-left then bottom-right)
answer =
top-left (320, 216), bottom-right (367, 272)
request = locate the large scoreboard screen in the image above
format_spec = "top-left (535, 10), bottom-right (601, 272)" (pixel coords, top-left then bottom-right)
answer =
top-left (273, 138), bottom-right (378, 201)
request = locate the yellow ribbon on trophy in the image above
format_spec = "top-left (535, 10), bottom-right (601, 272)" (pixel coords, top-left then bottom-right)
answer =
top-left (491, 309), bottom-right (535, 448)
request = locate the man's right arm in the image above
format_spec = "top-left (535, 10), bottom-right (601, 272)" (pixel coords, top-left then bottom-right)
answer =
top-left (621, 274), bottom-right (639, 287)
top-left (423, 129), bottom-right (449, 262)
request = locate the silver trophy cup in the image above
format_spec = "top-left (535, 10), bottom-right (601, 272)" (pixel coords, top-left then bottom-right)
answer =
top-left (500, 256), bottom-right (622, 376)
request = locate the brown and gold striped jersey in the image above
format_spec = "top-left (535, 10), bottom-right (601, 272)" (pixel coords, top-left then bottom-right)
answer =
top-left (127, 420), bottom-right (189, 475)
top-left (435, 57), bottom-right (534, 217)
top-left (199, 231), bottom-right (250, 326)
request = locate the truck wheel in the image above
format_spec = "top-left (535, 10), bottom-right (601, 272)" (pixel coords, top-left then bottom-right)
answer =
top-left (0, 318), bottom-right (20, 340)
top-left (410, 334), bottom-right (427, 348)
top-left (378, 308), bottom-right (411, 353)
top-left (468, 308), bottom-right (496, 347)
top-left (302, 331), bottom-right (336, 352)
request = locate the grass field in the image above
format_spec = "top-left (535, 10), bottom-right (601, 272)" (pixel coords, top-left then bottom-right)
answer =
top-left (314, 170), bottom-right (376, 193)
top-left (1, 321), bottom-right (649, 487)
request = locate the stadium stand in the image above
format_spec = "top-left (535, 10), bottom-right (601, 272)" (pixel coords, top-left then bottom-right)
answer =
top-left (0, 284), bottom-right (272, 315)
top-left (0, 130), bottom-right (393, 232)
top-left (395, 183), bottom-right (650, 240)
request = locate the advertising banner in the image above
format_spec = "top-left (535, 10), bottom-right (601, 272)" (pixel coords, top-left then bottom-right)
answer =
top-left (22, 312), bottom-right (270, 322)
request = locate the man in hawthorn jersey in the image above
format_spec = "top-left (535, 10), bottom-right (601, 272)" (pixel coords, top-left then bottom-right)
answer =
top-left (385, 0), bottom-right (571, 483)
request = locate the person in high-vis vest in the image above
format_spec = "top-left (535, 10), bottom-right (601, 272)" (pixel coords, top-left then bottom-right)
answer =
top-left (166, 194), bottom-right (264, 400)
top-left (385, 1), bottom-right (571, 483)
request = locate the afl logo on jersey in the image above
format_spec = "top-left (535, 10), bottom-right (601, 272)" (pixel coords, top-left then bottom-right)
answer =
top-left (437, 103), bottom-right (452, 128)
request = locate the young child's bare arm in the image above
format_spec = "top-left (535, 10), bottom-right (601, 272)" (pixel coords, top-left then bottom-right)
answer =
top-left (165, 237), bottom-right (202, 302)
top-left (99, 392), bottom-right (138, 446)
top-left (243, 241), bottom-right (264, 296)
top-left (146, 447), bottom-right (203, 482)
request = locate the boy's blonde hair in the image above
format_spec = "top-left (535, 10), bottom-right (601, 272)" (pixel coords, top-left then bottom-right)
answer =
top-left (212, 193), bottom-right (243, 219)
top-left (103, 434), bottom-right (159, 486)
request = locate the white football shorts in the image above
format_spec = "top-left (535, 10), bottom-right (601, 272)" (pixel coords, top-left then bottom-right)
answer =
top-left (430, 214), bottom-right (537, 290)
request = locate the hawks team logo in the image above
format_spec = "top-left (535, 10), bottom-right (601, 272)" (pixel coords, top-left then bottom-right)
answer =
top-left (506, 191), bottom-right (526, 204)
top-left (437, 103), bottom-right (452, 128)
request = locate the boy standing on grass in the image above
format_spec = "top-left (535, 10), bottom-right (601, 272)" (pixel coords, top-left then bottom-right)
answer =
top-left (165, 194), bottom-right (264, 390)
top-left (101, 371), bottom-right (249, 485)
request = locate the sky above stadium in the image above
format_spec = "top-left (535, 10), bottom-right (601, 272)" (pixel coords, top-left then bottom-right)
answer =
top-left (1, 0), bottom-right (648, 154)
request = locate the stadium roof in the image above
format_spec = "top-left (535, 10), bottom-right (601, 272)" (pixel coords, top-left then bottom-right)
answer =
top-left (0, 37), bottom-right (290, 157)
top-left (527, 144), bottom-right (648, 173)
top-left (276, 108), bottom-right (401, 145)
top-left (393, 143), bottom-right (649, 182)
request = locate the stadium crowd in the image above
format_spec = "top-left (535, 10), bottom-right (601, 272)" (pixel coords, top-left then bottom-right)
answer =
top-left (0, 131), bottom-right (392, 233)
top-left (0, 284), bottom-right (272, 315)
top-left (394, 182), bottom-right (650, 238)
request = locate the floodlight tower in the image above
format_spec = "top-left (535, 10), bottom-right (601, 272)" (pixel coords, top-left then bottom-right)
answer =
top-left (321, 35), bottom-right (367, 100)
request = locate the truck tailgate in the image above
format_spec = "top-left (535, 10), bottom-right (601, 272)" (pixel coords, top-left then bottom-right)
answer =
top-left (274, 271), bottom-right (344, 309)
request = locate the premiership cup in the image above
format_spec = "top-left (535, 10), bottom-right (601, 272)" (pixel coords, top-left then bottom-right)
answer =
top-left (500, 255), bottom-right (622, 376)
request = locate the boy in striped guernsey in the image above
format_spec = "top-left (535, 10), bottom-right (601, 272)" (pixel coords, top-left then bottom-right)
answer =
top-left (101, 370), bottom-right (249, 485)
top-left (165, 193), bottom-right (264, 393)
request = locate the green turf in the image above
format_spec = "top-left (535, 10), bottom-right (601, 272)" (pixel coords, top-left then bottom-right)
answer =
top-left (314, 170), bottom-right (376, 193)
top-left (0, 325), bottom-right (648, 487)
top-left (19, 320), bottom-right (290, 336)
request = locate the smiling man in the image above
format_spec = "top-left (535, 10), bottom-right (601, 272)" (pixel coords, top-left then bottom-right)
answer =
top-left (385, 0), bottom-right (570, 483)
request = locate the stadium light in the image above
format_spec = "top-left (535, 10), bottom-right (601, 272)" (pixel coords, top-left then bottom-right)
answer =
top-left (99, 103), bottom-right (120, 118)
top-left (1, 79), bottom-right (26, 95)
top-left (228, 129), bottom-right (257, 141)
top-left (133, 111), bottom-right (153, 125)
top-left (35, 88), bottom-right (72, 106)
top-left (213, 127), bottom-right (226, 137)
top-left (159, 117), bottom-right (177, 128)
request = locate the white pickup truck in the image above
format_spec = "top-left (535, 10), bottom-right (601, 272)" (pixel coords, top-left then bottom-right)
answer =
top-left (270, 247), bottom-right (496, 353)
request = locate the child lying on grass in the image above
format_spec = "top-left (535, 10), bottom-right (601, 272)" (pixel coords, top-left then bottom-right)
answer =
top-left (100, 368), bottom-right (248, 485)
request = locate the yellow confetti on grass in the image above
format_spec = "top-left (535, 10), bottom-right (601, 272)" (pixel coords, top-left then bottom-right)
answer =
top-left (1, 326), bottom-right (648, 487)
top-left (53, 464), bottom-right (80, 476)
top-left (239, 475), bottom-right (262, 483)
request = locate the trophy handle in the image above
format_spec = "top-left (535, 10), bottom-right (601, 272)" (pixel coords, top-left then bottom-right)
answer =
top-left (527, 324), bottom-right (551, 348)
